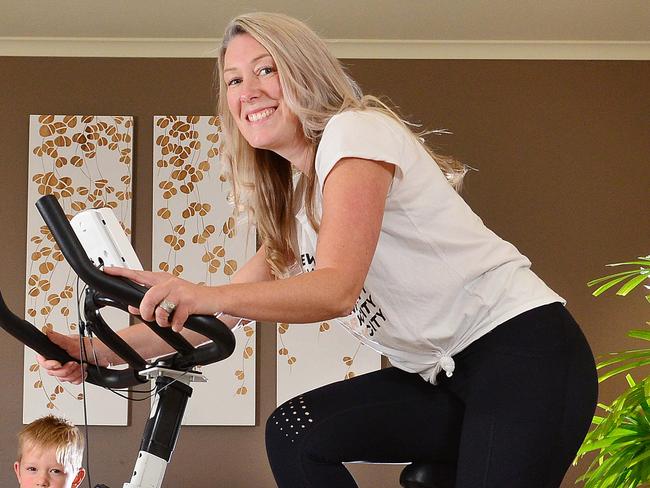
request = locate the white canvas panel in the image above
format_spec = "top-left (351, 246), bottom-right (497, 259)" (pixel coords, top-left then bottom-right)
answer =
top-left (276, 320), bottom-right (381, 406)
top-left (25, 115), bottom-right (133, 425)
top-left (152, 116), bottom-right (256, 425)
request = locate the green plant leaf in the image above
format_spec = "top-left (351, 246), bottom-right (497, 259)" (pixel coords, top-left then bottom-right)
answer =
top-left (592, 274), bottom-right (641, 296)
top-left (617, 273), bottom-right (650, 296)
top-left (598, 359), bottom-right (650, 383)
top-left (588, 269), bottom-right (643, 288)
top-left (628, 330), bottom-right (650, 342)
top-left (597, 349), bottom-right (650, 369)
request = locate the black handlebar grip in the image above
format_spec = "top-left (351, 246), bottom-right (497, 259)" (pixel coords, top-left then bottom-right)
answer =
top-left (0, 292), bottom-right (144, 388)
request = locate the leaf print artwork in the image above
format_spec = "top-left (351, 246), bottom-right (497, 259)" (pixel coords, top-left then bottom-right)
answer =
top-left (24, 115), bottom-right (133, 425)
top-left (152, 116), bottom-right (256, 425)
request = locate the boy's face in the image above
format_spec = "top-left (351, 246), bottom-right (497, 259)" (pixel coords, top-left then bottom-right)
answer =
top-left (14, 446), bottom-right (85, 488)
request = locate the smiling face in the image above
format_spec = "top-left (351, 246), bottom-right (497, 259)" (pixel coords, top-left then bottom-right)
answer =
top-left (14, 446), bottom-right (85, 488)
top-left (223, 33), bottom-right (308, 165)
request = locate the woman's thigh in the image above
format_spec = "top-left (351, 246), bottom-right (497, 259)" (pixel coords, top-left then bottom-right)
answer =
top-left (265, 367), bottom-right (464, 487)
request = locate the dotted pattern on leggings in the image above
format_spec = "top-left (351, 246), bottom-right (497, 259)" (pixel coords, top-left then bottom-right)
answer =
top-left (270, 396), bottom-right (314, 443)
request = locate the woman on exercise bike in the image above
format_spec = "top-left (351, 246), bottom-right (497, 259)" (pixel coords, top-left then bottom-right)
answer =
top-left (39, 12), bottom-right (597, 488)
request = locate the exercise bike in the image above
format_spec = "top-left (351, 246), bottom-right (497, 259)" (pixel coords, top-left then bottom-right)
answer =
top-left (0, 194), bottom-right (451, 488)
top-left (0, 194), bottom-right (236, 488)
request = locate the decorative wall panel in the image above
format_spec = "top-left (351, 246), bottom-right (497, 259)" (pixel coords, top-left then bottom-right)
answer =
top-left (152, 115), bottom-right (256, 425)
top-left (276, 319), bottom-right (381, 405)
top-left (25, 115), bottom-right (133, 425)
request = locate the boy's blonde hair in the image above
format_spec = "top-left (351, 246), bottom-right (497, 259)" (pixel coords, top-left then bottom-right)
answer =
top-left (17, 415), bottom-right (84, 471)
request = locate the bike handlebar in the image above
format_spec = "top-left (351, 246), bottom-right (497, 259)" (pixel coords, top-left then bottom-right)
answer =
top-left (0, 195), bottom-right (236, 389)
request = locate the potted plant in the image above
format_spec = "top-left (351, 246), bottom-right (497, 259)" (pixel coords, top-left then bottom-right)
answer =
top-left (575, 255), bottom-right (650, 487)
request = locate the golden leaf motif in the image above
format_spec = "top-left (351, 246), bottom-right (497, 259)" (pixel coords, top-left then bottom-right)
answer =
top-left (34, 380), bottom-right (43, 388)
top-left (343, 356), bottom-right (353, 366)
top-left (236, 386), bottom-right (248, 395)
top-left (345, 372), bottom-right (356, 379)
top-left (235, 370), bottom-right (245, 380)
top-left (39, 124), bottom-right (55, 137)
top-left (63, 115), bottom-right (77, 127)
top-left (244, 325), bottom-right (254, 337)
top-left (223, 260), bottom-right (237, 276)
top-left (243, 346), bottom-right (254, 359)
top-left (319, 322), bottom-right (330, 332)
top-left (208, 259), bottom-right (221, 273)
top-left (278, 323), bottom-right (289, 334)
top-left (60, 286), bottom-right (74, 299)
top-left (54, 135), bottom-right (72, 147)
top-left (46, 402), bottom-right (55, 410)
top-left (29, 363), bottom-right (39, 372)
top-left (71, 201), bottom-right (86, 211)
top-left (27, 308), bottom-right (37, 317)
top-left (172, 265), bottom-right (183, 277)
top-left (223, 217), bottom-right (236, 238)
top-left (287, 356), bottom-right (297, 365)
top-left (163, 235), bottom-right (185, 251)
top-left (157, 208), bottom-right (172, 220)
top-left (159, 262), bottom-right (170, 272)
top-left (180, 183), bottom-right (194, 194)
top-left (278, 347), bottom-right (288, 356)
top-left (72, 133), bottom-right (86, 144)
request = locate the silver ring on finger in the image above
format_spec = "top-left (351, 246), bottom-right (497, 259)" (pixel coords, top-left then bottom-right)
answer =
top-left (159, 298), bottom-right (176, 315)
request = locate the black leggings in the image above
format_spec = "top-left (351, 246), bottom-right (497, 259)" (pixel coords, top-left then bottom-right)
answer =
top-left (266, 303), bottom-right (598, 487)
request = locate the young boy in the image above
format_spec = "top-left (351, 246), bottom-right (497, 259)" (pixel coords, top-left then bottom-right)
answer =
top-left (14, 415), bottom-right (85, 488)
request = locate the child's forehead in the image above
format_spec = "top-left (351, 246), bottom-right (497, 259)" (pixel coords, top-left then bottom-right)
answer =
top-left (21, 444), bottom-right (62, 464)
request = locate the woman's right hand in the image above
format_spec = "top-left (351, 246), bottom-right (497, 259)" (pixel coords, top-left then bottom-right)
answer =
top-left (36, 330), bottom-right (87, 385)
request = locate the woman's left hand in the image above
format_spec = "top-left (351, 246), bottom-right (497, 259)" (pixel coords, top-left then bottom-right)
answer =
top-left (103, 266), bottom-right (216, 333)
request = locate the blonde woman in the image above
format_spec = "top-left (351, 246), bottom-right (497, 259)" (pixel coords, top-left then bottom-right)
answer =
top-left (40, 12), bottom-right (597, 487)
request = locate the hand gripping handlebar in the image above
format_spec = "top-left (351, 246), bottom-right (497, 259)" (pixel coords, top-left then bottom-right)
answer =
top-left (0, 195), bottom-right (236, 389)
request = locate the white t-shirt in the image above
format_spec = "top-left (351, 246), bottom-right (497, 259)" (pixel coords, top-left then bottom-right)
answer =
top-left (295, 109), bottom-right (564, 384)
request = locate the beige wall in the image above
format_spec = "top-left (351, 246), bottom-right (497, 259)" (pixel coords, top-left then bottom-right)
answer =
top-left (0, 56), bottom-right (648, 487)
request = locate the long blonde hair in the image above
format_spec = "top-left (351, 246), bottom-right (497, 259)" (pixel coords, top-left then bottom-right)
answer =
top-left (217, 12), bottom-right (465, 277)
